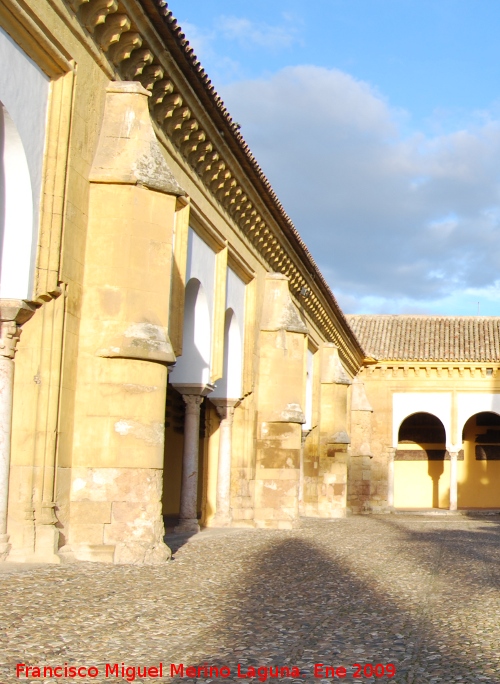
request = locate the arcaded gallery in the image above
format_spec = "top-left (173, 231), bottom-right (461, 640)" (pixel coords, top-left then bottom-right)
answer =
top-left (1, 0), bottom-right (500, 565)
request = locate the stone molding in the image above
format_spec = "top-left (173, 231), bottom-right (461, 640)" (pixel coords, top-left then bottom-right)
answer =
top-left (362, 364), bottom-right (499, 379)
top-left (61, 0), bottom-right (364, 376)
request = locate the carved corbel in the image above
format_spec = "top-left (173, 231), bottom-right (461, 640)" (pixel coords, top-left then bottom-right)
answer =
top-left (181, 129), bottom-right (206, 157)
top-left (108, 31), bottom-right (142, 65)
top-left (196, 150), bottom-right (220, 175)
top-left (122, 48), bottom-right (154, 80)
top-left (210, 169), bottom-right (231, 194)
top-left (154, 92), bottom-right (182, 123)
top-left (232, 199), bottom-right (252, 221)
top-left (138, 64), bottom-right (164, 91)
top-left (227, 185), bottom-right (243, 207)
top-left (151, 79), bottom-right (175, 106)
top-left (165, 106), bottom-right (191, 136)
top-left (172, 117), bottom-right (199, 146)
top-left (79, 0), bottom-right (118, 32)
top-left (94, 13), bottom-right (130, 50)
top-left (186, 137), bottom-right (211, 164)
top-left (68, 0), bottom-right (89, 11)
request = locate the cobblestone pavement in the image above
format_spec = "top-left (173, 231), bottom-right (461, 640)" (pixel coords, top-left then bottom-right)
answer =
top-left (2, 515), bottom-right (500, 684)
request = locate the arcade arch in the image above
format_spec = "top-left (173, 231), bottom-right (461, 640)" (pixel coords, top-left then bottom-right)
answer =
top-left (394, 412), bottom-right (450, 509)
top-left (460, 411), bottom-right (500, 508)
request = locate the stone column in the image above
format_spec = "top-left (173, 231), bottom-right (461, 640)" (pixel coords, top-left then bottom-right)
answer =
top-left (173, 384), bottom-right (213, 533)
top-left (211, 399), bottom-right (238, 527)
top-left (449, 450), bottom-right (459, 511)
top-left (0, 301), bottom-right (35, 560)
top-left (387, 447), bottom-right (396, 509)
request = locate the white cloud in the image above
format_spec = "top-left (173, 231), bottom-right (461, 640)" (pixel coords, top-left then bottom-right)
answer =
top-left (219, 65), bottom-right (500, 314)
top-left (218, 15), bottom-right (299, 50)
top-left (179, 15), bottom-right (300, 84)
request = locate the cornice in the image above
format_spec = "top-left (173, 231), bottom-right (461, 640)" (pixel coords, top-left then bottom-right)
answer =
top-left (62, 0), bottom-right (364, 375)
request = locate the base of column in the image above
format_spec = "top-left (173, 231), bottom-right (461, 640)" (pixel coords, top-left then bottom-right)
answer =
top-left (209, 513), bottom-right (232, 528)
top-left (0, 534), bottom-right (11, 561)
top-left (174, 518), bottom-right (200, 534)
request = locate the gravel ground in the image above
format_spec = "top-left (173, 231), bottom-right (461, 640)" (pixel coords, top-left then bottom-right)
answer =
top-left (1, 515), bottom-right (500, 684)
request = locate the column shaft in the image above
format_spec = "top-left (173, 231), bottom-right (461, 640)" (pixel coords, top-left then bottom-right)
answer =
top-left (387, 448), bottom-right (396, 509)
top-left (449, 451), bottom-right (458, 511)
top-left (0, 303), bottom-right (35, 560)
top-left (212, 401), bottom-right (236, 526)
top-left (0, 355), bottom-right (14, 547)
top-left (176, 394), bottom-right (204, 532)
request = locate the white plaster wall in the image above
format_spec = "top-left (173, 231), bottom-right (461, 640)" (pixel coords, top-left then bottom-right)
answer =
top-left (170, 278), bottom-right (211, 385)
top-left (185, 228), bottom-right (216, 323)
top-left (212, 268), bottom-right (245, 399)
top-left (0, 27), bottom-right (49, 299)
top-left (0, 106), bottom-right (33, 299)
top-left (170, 228), bottom-right (216, 385)
top-left (392, 393), bottom-right (452, 448)
top-left (457, 393), bottom-right (500, 437)
top-left (226, 267), bottom-right (245, 323)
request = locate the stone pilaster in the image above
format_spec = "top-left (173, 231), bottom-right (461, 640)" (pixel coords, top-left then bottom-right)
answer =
top-left (348, 379), bottom-right (374, 514)
top-left (253, 274), bottom-right (308, 529)
top-left (69, 82), bottom-right (183, 564)
top-left (316, 343), bottom-right (352, 518)
top-left (0, 300), bottom-right (35, 560)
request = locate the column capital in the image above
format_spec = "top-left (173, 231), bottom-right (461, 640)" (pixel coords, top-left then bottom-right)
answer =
top-left (0, 299), bottom-right (36, 359)
top-left (211, 398), bottom-right (239, 422)
top-left (181, 394), bottom-right (204, 413)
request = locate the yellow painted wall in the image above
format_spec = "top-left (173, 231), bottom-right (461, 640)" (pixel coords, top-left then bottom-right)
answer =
top-left (394, 460), bottom-right (450, 509)
top-left (459, 418), bottom-right (500, 508)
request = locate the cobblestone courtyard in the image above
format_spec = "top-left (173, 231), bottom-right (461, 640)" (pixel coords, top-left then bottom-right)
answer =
top-left (1, 516), bottom-right (500, 684)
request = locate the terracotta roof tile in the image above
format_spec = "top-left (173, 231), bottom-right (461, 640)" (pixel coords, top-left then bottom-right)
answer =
top-left (346, 315), bottom-right (500, 363)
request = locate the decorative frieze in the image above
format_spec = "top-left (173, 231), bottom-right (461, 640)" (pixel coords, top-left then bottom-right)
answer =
top-left (364, 364), bottom-right (499, 379)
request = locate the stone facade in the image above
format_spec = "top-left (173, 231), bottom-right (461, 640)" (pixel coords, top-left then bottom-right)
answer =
top-left (2, 1), bottom-right (500, 567)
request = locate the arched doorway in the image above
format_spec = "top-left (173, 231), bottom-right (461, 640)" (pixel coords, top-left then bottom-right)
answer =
top-left (460, 412), bottom-right (500, 508)
top-left (162, 278), bottom-right (213, 529)
top-left (394, 412), bottom-right (449, 508)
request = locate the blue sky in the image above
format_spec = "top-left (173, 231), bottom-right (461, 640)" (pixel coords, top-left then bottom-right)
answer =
top-left (169, 1), bottom-right (500, 316)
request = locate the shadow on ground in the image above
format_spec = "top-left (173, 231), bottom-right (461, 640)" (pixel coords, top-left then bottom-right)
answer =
top-left (176, 521), bottom-right (500, 684)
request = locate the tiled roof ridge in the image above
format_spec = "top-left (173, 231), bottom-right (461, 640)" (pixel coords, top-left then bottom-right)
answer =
top-left (346, 314), bottom-right (500, 363)
top-left (149, 1), bottom-right (357, 339)
top-left (347, 314), bottom-right (500, 320)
